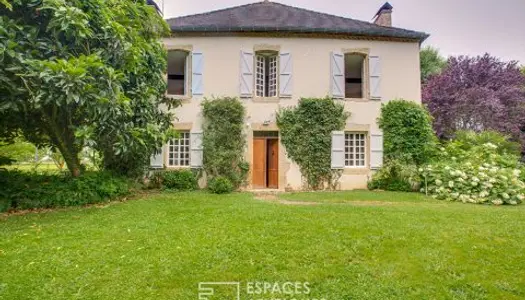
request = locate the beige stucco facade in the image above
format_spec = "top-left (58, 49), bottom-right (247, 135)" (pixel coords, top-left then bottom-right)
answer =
top-left (162, 35), bottom-right (422, 191)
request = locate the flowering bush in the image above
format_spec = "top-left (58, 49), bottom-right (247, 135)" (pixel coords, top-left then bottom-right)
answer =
top-left (420, 141), bottom-right (524, 205)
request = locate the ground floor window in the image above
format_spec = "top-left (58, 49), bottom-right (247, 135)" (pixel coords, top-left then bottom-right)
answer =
top-left (168, 131), bottom-right (190, 166)
top-left (345, 133), bottom-right (366, 167)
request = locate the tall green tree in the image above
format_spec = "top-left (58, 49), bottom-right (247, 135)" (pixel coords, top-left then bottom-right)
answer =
top-left (420, 46), bottom-right (447, 83)
top-left (0, 0), bottom-right (176, 177)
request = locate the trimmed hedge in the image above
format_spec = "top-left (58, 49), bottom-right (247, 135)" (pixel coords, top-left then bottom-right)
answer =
top-left (0, 171), bottom-right (131, 212)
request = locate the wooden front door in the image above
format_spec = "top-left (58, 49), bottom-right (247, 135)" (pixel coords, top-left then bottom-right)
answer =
top-left (267, 139), bottom-right (279, 189)
top-left (252, 138), bottom-right (266, 188)
top-left (252, 132), bottom-right (279, 189)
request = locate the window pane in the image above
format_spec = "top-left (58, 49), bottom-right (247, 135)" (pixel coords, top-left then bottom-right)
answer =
top-left (256, 55), bottom-right (265, 97)
top-left (268, 56), bottom-right (278, 97)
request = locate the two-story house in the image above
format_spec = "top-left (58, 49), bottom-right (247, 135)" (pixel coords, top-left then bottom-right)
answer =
top-left (152, 1), bottom-right (429, 190)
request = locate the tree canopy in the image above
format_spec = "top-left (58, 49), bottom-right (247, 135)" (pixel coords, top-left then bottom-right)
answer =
top-left (0, 0), bottom-right (176, 177)
top-left (423, 54), bottom-right (525, 146)
top-left (420, 46), bottom-right (447, 83)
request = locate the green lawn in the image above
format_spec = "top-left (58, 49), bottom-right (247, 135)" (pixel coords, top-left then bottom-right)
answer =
top-left (1, 191), bottom-right (525, 299)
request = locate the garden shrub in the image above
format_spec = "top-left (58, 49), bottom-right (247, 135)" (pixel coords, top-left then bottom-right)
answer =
top-left (277, 97), bottom-right (349, 190)
top-left (368, 159), bottom-right (419, 192)
top-left (370, 99), bottom-right (437, 191)
top-left (378, 99), bottom-right (437, 165)
top-left (0, 171), bottom-right (131, 212)
top-left (162, 169), bottom-right (198, 191)
top-left (421, 132), bottom-right (525, 205)
top-left (208, 176), bottom-right (234, 194)
top-left (202, 97), bottom-right (248, 191)
top-left (449, 130), bottom-right (521, 157)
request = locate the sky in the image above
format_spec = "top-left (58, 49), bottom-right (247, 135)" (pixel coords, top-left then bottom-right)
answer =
top-left (156, 0), bottom-right (525, 64)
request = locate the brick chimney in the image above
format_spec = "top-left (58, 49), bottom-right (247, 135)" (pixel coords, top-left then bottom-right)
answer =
top-left (373, 2), bottom-right (393, 27)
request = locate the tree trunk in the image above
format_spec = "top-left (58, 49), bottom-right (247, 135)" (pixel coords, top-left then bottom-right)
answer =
top-left (45, 120), bottom-right (82, 177)
top-left (60, 146), bottom-right (82, 177)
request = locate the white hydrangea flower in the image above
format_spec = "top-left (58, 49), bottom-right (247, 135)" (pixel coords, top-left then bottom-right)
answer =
top-left (444, 166), bottom-right (451, 171)
top-left (451, 192), bottom-right (459, 199)
top-left (513, 169), bottom-right (521, 176)
top-left (510, 200), bottom-right (518, 205)
top-left (448, 181), bottom-right (454, 188)
top-left (501, 193), bottom-right (510, 200)
top-left (518, 195), bottom-right (525, 200)
top-left (435, 179), bottom-right (443, 186)
top-left (471, 181), bottom-right (478, 187)
top-left (484, 143), bottom-right (498, 149)
top-left (418, 168), bottom-right (423, 173)
top-left (492, 199), bottom-right (503, 205)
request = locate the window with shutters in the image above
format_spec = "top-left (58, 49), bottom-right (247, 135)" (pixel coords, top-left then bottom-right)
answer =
top-left (167, 50), bottom-right (190, 96)
top-left (168, 131), bottom-right (191, 167)
top-left (345, 133), bottom-right (366, 167)
top-left (344, 53), bottom-right (366, 99)
top-left (255, 51), bottom-right (279, 97)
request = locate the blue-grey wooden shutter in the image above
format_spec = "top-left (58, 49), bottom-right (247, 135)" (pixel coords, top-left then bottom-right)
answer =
top-left (331, 131), bottom-right (345, 169)
top-left (190, 131), bottom-right (203, 168)
top-left (279, 51), bottom-right (293, 97)
top-left (331, 52), bottom-right (345, 99)
top-left (370, 133), bottom-right (383, 169)
top-left (369, 55), bottom-right (382, 100)
top-left (240, 50), bottom-right (254, 97)
top-left (150, 147), bottom-right (164, 169)
top-left (191, 51), bottom-right (204, 96)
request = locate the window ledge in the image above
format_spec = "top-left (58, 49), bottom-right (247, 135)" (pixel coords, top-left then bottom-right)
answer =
top-left (343, 167), bottom-right (370, 175)
top-left (166, 94), bottom-right (192, 103)
top-left (343, 98), bottom-right (369, 102)
top-left (166, 166), bottom-right (191, 170)
top-left (167, 94), bottom-right (191, 100)
top-left (252, 97), bottom-right (281, 103)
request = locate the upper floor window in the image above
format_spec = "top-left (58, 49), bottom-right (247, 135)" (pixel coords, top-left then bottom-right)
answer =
top-left (255, 51), bottom-right (278, 97)
top-left (331, 51), bottom-right (379, 100)
top-left (167, 50), bottom-right (189, 96)
top-left (345, 53), bottom-right (365, 99)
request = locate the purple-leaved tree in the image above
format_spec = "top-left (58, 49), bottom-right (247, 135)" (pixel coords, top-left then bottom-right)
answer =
top-left (423, 54), bottom-right (525, 144)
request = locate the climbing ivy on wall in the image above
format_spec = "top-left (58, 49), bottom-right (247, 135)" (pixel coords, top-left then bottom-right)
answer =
top-left (277, 98), bottom-right (349, 190)
top-left (201, 97), bottom-right (249, 190)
